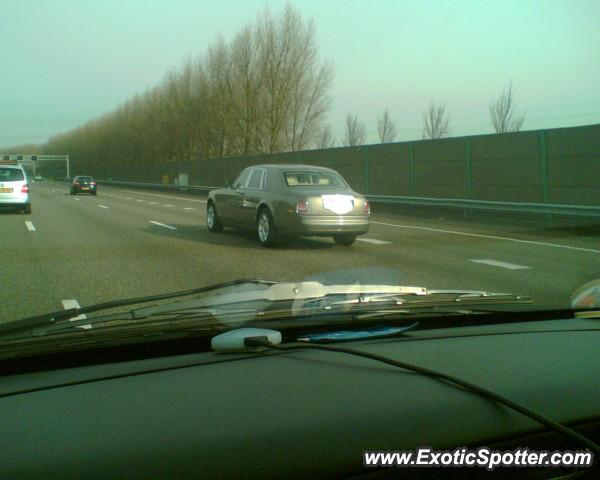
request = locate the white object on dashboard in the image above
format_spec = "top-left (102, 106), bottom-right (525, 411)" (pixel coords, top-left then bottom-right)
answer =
top-left (211, 328), bottom-right (282, 353)
top-left (322, 194), bottom-right (354, 215)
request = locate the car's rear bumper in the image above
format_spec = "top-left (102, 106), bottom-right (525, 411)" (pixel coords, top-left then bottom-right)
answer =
top-left (0, 196), bottom-right (29, 205)
top-left (298, 215), bottom-right (370, 236)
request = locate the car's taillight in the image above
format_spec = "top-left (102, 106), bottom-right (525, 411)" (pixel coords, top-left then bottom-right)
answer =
top-left (90, 181), bottom-right (96, 186)
top-left (21, 185), bottom-right (29, 194)
top-left (364, 199), bottom-right (371, 215)
top-left (296, 199), bottom-right (309, 214)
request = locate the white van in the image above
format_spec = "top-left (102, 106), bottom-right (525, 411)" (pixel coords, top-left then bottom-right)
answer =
top-left (0, 161), bottom-right (31, 214)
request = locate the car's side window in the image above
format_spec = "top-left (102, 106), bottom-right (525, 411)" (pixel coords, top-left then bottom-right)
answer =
top-left (247, 168), bottom-right (265, 190)
top-left (260, 170), bottom-right (267, 190)
top-left (233, 169), bottom-right (251, 189)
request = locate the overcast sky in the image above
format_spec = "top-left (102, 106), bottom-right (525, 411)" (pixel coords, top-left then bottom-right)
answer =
top-left (1, 0), bottom-right (599, 148)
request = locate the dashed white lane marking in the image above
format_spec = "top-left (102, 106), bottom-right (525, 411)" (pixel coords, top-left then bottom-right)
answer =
top-left (164, 204), bottom-right (175, 207)
top-left (183, 207), bottom-right (196, 210)
top-left (136, 199), bottom-right (144, 202)
top-left (148, 202), bottom-right (158, 205)
top-left (25, 221), bottom-right (36, 231)
top-left (61, 299), bottom-right (91, 328)
top-left (73, 197), bottom-right (80, 201)
top-left (97, 204), bottom-right (109, 209)
top-left (149, 220), bottom-right (177, 230)
top-left (112, 188), bottom-right (207, 203)
top-left (124, 197), bottom-right (133, 200)
top-left (371, 221), bottom-right (600, 254)
top-left (470, 259), bottom-right (531, 270)
top-left (357, 238), bottom-right (391, 245)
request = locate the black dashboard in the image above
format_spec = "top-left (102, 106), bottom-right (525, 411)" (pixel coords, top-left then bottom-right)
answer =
top-left (1, 317), bottom-right (599, 479)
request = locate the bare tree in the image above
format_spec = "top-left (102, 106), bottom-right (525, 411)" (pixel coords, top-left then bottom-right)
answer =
top-left (41, 4), bottom-right (333, 172)
top-left (228, 27), bottom-right (261, 155)
top-left (422, 101), bottom-right (450, 139)
top-left (342, 113), bottom-right (366, 146)
top-left (490, 82), bottom-right (525, 133)
top-left (377, 109), bottom-right (397, 143)
top-left (315, 125), bottom-right (335, 148)
top-left (255, 5), bottom-right (333, 153)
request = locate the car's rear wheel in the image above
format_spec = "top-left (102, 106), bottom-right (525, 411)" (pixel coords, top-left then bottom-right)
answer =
top-left (257, 208), bottom-right (279, 247)
top-left (207, 201), bottom-right (223, 232)
top-left (333, 234), bottom-right (356, 246)
top-left (22, 204), bottom-right (31, 214)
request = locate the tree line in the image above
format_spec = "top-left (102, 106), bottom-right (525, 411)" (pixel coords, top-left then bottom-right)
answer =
top-left (340, 81), bottom-right (525, 146)
top-left (2, 6), bottom-right (526, 165)
top-left (37, 5), bottom-right (333, 170)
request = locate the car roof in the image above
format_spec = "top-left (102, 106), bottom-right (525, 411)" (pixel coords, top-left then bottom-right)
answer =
top-left (252, 164), bottom-right (337, 173)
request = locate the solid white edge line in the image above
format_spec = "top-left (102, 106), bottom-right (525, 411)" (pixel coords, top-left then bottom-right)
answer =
top-left (149, 220), bottom-right (177, 230)
top-left (25, 221), bottom-right (36, 231)
top-left (371, 221), bottom-right (600, 254)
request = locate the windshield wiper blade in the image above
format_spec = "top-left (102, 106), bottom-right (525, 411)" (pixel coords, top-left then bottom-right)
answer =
top-left (300, 290), bottom-right (530, 312)
top-left (1, 281), bottom-right (531, 340)
top-left (0, 279), bottom-right (278, 338)
top-left (129, 282), bottom-right (429, 319)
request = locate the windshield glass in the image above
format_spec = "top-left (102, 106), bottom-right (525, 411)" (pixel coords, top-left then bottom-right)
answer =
top-left (0, 168), bottom-right (24, 181)
top-left (0, 1), bottom-right (598, 332)
top-left (284, 171), bottom-right (347, 187)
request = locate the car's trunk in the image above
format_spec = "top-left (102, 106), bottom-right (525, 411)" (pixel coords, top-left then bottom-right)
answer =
top-left (289, 187), bottom-right (366, 216)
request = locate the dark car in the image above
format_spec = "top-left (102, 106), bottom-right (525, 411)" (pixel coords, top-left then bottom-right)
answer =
top-left (71, 176), bottom-right (97, 195)
top-left (207, 164), bottom-right (370, 246)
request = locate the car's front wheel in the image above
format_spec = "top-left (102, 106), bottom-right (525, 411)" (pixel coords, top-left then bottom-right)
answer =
top-left (206, 201), bottom-right (223, 232)
top-left (257, 208), bottom-right (279, 247)
top-left (333, 234), bottom-right (356, 246)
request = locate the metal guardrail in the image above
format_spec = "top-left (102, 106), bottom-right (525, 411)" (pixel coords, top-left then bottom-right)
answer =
top-left (366, 195), bottom-right (600, 218)
top-left (100, 179), bottom-right (218, 192)
top-left (97, 179), bottom-right (600, 219)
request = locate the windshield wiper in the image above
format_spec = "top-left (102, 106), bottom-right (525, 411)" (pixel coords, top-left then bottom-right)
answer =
top-left (0, 279), bottom-right (278, 338)
top-left (1, 280), bottom-right (532, 342)
top-left (1, 281), bottom-right (427, 337)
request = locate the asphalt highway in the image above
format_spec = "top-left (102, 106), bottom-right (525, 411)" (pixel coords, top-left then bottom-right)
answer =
top-left (1, 181), bottom-right (599, 322)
